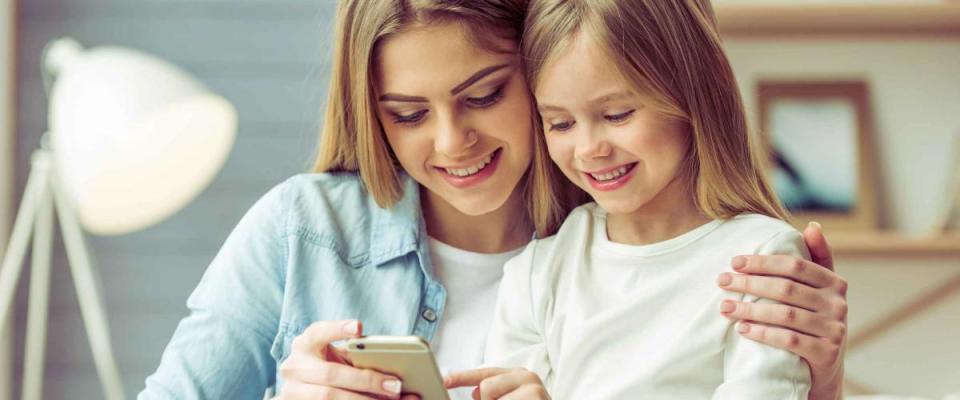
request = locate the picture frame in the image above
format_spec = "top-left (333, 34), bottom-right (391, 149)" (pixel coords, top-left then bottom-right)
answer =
top-left (931, 134), bottom-right (960, 234)
top-left (757, 80), bottom-right (879, 231)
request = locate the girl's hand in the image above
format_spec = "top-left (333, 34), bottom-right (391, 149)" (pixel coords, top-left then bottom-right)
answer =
top-left (444, 368), bottom-right (550, 400)
top-left (717, 222), bottom-right (846, 400)
top-left (276, 320), bottom-right (413, 400)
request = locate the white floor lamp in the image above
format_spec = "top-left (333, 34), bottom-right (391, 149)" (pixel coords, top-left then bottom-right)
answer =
top-left (0, 38), bottom-right (237, 400)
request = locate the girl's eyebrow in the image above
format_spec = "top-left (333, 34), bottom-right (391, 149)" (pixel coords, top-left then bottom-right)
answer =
top-left (538, 104), bottom-right (566, 113)
top-left (590, 91), bottom-right (633, 105)
top-left (537, 90), bottom-right (634, 113)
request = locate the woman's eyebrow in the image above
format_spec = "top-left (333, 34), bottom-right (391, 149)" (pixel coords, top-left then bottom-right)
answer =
top-left (378, 63), bottom-right (511, 102)
top-left (378, 93), bottom-right (428, 102)
top-left (450, 64), bottom-right (510, 95)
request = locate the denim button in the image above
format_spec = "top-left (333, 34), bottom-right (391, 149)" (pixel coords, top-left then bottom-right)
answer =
top-left (421, 308), bottom-right (437, 322)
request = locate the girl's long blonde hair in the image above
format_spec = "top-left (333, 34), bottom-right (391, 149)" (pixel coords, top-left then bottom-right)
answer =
top-left (313, 0), bottom-right (582, 237)
top-left (522, 0), bottom-right (789, 221)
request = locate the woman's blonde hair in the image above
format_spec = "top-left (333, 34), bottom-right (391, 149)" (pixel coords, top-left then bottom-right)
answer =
top-left (522, 0), bottom-right (789, 221)
top-left (313, 0), bottom-right (581, 237)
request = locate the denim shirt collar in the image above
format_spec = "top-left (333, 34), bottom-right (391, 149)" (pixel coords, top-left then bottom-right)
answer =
top-left (368, 174), bottom-right (436, 280)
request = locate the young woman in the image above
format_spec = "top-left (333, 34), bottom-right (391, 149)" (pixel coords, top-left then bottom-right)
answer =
top-left (139, 1), bottom-right (848, 399)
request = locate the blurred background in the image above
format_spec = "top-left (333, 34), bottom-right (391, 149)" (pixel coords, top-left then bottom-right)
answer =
top-left (0, 0), bottom-right (958, 399)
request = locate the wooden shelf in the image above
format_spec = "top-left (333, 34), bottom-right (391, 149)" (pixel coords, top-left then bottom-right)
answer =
top-left (830, 232), bottom-right (960, 257)
top-left (716, 3), bottom-right (960, 37)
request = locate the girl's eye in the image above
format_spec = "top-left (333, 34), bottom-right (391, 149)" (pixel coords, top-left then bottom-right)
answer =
top-left (604, 109), bottom-right (636, 123)
top-left (548, 120), bottom-right (575, 132)
top-left (393, 109), bottom-right (428, 125)
top-left (465, 86), bottom-right (505, 108)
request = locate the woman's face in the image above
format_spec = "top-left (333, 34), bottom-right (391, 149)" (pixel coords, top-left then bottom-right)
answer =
top-left (375, 23), bottom-right (534, 216)
top-left (534, 32), bottom-right (691, 215)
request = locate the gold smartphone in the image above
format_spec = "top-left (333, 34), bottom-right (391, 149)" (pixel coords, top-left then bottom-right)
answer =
top-left (345, 335), bottom-right (450, 400)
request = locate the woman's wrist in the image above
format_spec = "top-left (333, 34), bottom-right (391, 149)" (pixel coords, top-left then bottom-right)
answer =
top-left (809, 369), bottom-right (843, 400)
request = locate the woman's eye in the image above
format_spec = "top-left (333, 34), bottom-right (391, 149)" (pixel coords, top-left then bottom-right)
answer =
top-left (465, 86), bottom-right (505, 108)
top-left (548, 120), bottom-right (575, 132)
top-left (604, 109), bottom-right (636, 123)
top-left (393, 109), bottom-right (428, 124)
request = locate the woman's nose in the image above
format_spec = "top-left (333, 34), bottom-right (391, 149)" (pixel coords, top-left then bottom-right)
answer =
top-left (434, 113), bottom-right (479, 157)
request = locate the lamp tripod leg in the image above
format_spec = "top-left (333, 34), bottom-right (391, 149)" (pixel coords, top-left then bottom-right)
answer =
top-left (0, 157), bottom-right (50, 332)
top-left (21, 168), bottom-right (54, 400)
top-left (51, 174), bottom-right (125, 400)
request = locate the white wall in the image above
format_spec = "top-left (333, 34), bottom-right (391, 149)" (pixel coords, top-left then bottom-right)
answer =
top-left (724, 37), bottom-right (960, 398)
top-left (1, 0), bottom-right (15, 397)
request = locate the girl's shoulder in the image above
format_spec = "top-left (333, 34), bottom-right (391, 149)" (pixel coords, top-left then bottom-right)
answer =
top-left (533, 201), bottom-right (600, 241)
top-left (520, 202), bottom-right (601, 263)
top-left (723, 213), bottom-right (799, 238)
top-left (557, 201), bottom-right (603, 233)
top-left (715, 213), bottom-right (807, 256)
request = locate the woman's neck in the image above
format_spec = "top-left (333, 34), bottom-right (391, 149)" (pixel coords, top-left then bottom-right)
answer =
top-left (605, 177), bottom-right (711, 246)
top-left (421, 186), bottom-right (533, 254)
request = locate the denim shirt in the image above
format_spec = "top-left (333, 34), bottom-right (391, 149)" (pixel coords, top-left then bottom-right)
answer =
top-left (139, 172), bottom-right (446, 399)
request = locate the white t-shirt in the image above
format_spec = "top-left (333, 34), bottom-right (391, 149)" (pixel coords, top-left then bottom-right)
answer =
top-left (428, 238), bottom-right (524, 399)
top-left (484, 203), bottom-right (812, 399)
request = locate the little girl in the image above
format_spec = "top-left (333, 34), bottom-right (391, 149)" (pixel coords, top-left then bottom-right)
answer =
top-left (482, 0), bottom-right (812, 398)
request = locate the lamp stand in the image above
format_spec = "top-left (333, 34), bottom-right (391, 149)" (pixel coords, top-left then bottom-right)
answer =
top-left (0, 143), bottom-right (125, 400)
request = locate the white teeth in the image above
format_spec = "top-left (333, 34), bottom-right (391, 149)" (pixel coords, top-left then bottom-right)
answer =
top-left (444, 153), bottom-right (494, 177)
top-left (589, 165), bottom-right (630, 181)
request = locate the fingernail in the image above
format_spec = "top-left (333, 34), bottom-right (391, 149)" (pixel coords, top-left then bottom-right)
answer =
top-left (720, 300), bottom-right (736, 313)
top-left (717, 273), bottom-right (733, 286)
top-left (808, 221), bottom-right (822, 231)
top-left (343, 320), bottom-right (359, 335)
top-left (731, 256), bottom-right (747, 270)
top-left (383, 379), bottom-right (402, 394)
top-left (737, 322), bottom-right (751, 334)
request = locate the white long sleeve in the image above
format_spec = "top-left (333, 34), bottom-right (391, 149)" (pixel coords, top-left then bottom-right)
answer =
top-left (483, 243), bottom-right (553, 383)
top-left (714, 230), bottom-right (812, 399)
top-left (484, 203), bottom-right (812, 399)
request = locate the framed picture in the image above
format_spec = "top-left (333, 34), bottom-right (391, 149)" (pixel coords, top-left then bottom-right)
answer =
top-left (931, 134), bottom-right (960, 234)
top-left (757, 81), bottom-right (879, 231)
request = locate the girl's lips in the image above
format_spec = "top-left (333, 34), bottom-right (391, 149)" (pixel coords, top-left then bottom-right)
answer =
top-left (583, 162), bottom-right (638, 192)
top-left (583, 162), bottom-right (635, 176)
top-left (436, 148), bottom-right (502, 189)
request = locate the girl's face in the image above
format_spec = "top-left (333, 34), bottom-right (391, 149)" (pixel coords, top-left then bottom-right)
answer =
top-left (376, 23), bottom-right (534, 216)
top-left (534, 33), bottom-right (691, 215)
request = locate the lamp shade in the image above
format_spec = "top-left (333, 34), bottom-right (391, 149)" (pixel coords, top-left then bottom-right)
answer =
top-left (44, 38), bottom-right (237, 235)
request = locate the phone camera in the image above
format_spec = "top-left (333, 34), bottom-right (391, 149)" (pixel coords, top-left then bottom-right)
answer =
top-left (356, 343), bottom-right (365, 350)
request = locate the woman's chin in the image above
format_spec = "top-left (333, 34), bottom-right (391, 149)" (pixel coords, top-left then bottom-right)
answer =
top-left (448, 195), bottom-right (510, 217)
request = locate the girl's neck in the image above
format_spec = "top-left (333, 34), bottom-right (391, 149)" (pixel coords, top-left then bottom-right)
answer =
top-left (605, 177), bottom-right (711, 246)
top-left (421, 186), bottom-right (533, 254)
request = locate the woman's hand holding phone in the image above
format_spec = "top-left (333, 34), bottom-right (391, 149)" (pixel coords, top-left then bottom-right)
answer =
top-left (445, 368), bottom-right (550, 400)
top-left (275, 320), bottom-right (416, 400)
